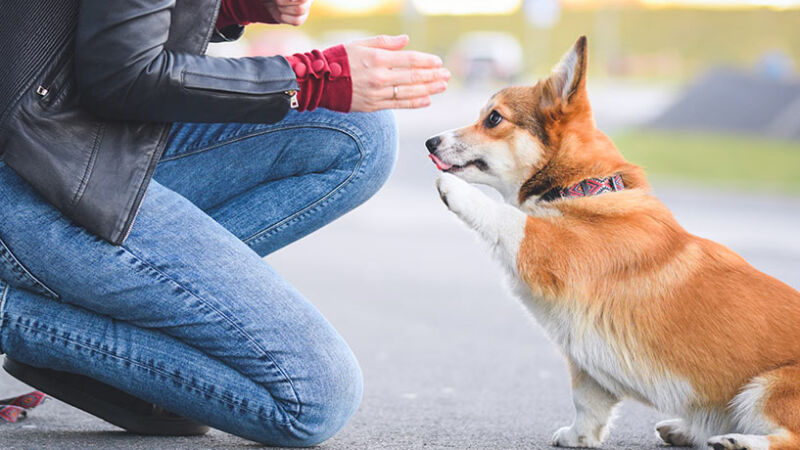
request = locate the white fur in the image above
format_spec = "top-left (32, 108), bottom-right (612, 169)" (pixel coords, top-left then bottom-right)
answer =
top-left (696, 378), bottom-right (793, 450)
top-left (553, 49), bottom-right (579, 103)
top-left (436, 173), bottom-right (704, 447)
top-left (707, 433), bottom-right (771, 450)
top-left (435, 173), bottom-right (525, 273)
top-left (514, 285), bottom-right (696, 414)
top-left (552, 367), bottom-right (619, 448)
top-left (656, 418), bottom-right (695, 446)
top-left (730, 378), bottom-right (781, 436)
top-left (553, 424), bottom-right (605, 448)
top-left (685, 408), bottom-right (736, 445)
top-left (432, 71), bottom-right (788, 446)
top-left (433, 172), bottom-right (789, 449)
top-left (429, 128), bottom-right (545, 204)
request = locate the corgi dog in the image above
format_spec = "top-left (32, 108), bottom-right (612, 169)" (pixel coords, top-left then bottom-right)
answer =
top-left (426, 36), bottom-right (800, 450)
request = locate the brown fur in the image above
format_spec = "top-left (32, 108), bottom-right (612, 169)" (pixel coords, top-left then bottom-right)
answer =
top-left (434, 36), bottom-right (800, 448)
top-left (762, 365), bottom-right (800, 450)
top-left (517, 39), bottom-right (800, 446)
top-left (509, 38), bottom-right (800, 409)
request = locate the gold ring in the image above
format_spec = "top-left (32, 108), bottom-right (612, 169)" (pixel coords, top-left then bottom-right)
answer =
top-left (392, 85), bottom-right (399, 101)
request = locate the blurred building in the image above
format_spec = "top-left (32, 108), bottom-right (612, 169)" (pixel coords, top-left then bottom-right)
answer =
top-left (214, 0), bottom-right (800, 85)
top-left (649, 66), bottom-right (800, 140)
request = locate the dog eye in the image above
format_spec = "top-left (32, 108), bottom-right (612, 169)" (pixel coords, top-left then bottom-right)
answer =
top-left (485, 110), bottom-right (503, 128)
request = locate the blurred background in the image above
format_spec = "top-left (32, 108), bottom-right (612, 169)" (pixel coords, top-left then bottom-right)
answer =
top-left (208, 0), bottom-right (800, 192)
top-left (4, 2), bottom-right (798, 448)
top-left (209, 3), bottom-right (798, 448)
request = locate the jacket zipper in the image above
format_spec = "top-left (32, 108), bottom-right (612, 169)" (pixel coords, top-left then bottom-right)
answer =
top-left (36, 44), bottom-right (72, 99)
top-left (286, 90), bottom-right (298, 109)
top-left (183, 83), bottom-right (299, 108)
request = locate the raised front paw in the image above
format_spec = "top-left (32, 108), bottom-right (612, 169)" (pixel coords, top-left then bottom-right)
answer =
top-left (656, 418), bottom-right (694, 446)
top-left (436, 173), bottom-right (469, 209)
top-left (552, 426), bottom-right (602, 448)
top-left (435, 173), bottom-right (486, 222)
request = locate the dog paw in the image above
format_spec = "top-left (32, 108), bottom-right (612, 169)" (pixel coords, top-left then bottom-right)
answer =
top-left (707, 434), bottom-right (770, 450)
top-left (552, 426), bottom-right (602, 448)
top-left (436, 173), bottom-right (467, 207)
top-left (435, 173), bottom-right (481, 219)
top-left (655, 418), bottom-right (694, 446)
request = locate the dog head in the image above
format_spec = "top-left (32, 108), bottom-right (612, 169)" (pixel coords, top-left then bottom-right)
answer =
top-left (426, 36), bottom-right (645, 205)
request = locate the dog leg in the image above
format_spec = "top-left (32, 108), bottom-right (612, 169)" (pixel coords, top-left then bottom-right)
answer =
top-left (656, 418), bottom-right (695, 446)
top-left (707, 365), bottom-right (800, 450)
top-left (436, 173), bottom-right (527, 268)
top-left (552, 362), bottom-right (620, 448)
top-left (706, 434), bottom-right (771, 450)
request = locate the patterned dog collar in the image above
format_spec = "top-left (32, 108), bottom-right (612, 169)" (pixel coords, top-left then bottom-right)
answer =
top-left (539, 174), bottom-right (625, 203)
top-left (0, 391), bottom-right (47, 423)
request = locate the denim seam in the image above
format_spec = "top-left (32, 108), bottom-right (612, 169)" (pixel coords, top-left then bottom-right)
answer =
top-left (243, 127), bottom-right (366, 246)
top-left (0, 281), bottom-right (7, 316)
top-left (244, 167), bottom-right (360, 246)
top-left (0, 237), bottom-right (59, 300)
top-left (160, 121), bottom-right (364, 163)
top-left (0, 281), bottom-right (8, 354)
top-left (117, 244), bottom-right (303, 419)
top-left (7, 319), bottom-right (294, 426)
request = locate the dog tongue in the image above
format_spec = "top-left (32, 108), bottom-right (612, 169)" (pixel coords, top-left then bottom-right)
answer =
top-left (428, 154), bottom-right (452, 171)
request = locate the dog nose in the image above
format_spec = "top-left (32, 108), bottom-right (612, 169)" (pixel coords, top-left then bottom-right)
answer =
top-left (425, 136), bottom-right (441, 153)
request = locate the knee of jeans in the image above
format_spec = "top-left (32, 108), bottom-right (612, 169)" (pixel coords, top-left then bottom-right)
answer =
top-left (352, 110), bottom-right (398, 201)
top-left (269, 344), bottom-right (364, 447)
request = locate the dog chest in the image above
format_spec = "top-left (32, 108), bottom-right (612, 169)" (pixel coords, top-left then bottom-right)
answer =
top-left (510, 278), bottom-right (694, 413)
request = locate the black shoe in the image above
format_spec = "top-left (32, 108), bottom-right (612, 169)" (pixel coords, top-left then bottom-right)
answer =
top-left (3, 357), bottom-right (209, 436)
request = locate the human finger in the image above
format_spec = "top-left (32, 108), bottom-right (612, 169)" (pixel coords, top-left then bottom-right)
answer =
top-left (382, 50), bottom-right (443, 69)
top-left (277, 12), bottom-right (309, 26)
top-left (274, 3), bottom-right (310, 16)
top-left (373, 96), bottom-right (432, 110)
top-left (385, 68), bottom-right (451, 86)
top-left (356, 35), bottom-right (409, 51)
top-left (379, 81), bottom-right (448, 101)
top-left (274, 0), bottom-right (312, 6)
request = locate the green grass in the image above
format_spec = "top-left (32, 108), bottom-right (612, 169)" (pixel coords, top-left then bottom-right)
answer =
top-left (264, 8), bottom-right (800, 80)
top-left (611, 131), bottom-right (800, 193)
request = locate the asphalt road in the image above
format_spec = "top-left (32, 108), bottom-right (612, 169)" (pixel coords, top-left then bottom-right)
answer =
top-left (1, 87), bottom-right (798, 449)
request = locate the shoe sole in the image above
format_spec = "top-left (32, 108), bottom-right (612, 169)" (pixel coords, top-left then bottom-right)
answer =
top-left (3, 357), bottom-right (210, 436)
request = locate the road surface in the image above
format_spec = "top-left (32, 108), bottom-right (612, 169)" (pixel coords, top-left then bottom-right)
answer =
top-left (2, 87), bottom-right (798, 449)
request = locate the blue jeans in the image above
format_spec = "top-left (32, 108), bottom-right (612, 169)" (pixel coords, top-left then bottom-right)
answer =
top-left (0, 108), bottom-right (397, 446)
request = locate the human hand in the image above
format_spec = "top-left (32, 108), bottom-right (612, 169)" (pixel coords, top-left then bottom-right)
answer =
top-left (261, 0), bottom-right (312, 26)
top-left (344, 35), bottom-right (450, 112)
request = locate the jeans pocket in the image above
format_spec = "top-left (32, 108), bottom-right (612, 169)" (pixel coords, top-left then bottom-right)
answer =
top-left (0, 237), bottom-right (59, 300)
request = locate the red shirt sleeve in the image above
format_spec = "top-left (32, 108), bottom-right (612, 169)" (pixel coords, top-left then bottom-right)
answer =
top-left (284, 45), bottom-right (352, 113)
top-left (215, 1), bottom-right (352, 112)
top-left (217, 0), bottom-right (276, 29)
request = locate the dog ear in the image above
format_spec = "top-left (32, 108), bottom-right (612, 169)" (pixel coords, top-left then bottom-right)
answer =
top-left (541, 36), bottom-right (588, 108)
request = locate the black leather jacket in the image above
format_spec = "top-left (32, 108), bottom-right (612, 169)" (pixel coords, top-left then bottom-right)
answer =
top-left (0, 0), bottom-right (299, 244)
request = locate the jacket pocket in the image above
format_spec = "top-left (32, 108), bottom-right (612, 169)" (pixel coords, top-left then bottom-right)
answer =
top-left (4, 85), bottom-right (105, 217)
top-left (0, 236), bottom-right (59, 300)
top-left (35, 39), bottom-right (75, 109)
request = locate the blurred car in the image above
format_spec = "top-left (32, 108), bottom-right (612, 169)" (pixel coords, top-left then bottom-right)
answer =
top-left (447, 32), bottom-right (523, 84)
top-left (757, 50), bottom-right (796, 81)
